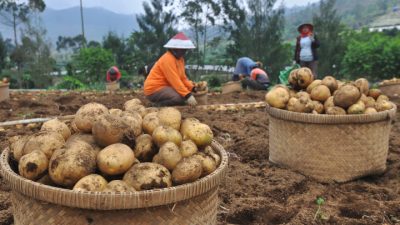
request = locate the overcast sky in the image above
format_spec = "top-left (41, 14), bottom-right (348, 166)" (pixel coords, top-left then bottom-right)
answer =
top-left (42, 0), bottom-right (320, 15)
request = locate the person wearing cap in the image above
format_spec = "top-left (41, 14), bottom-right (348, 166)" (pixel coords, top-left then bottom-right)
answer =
top-left (241, 64), bottom-right (270, 90)
top-left (144, 32), bottom-right (197, 106)
top-left (106, 66), bottom-right (122, 82)
top-left (232, 57), bottom-right (259, 81)
top-left (294, 23), bottom-right (320, 78)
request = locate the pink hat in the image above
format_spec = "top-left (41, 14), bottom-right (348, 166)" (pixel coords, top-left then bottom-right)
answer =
top-left (164, 32), bottom-right (196, 49)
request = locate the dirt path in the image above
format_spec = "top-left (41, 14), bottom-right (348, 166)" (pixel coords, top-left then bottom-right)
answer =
top-left (0, 91), bottom-right (400, 225)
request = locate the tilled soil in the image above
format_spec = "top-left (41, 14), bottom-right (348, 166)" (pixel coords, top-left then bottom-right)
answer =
top-left (1, 90), bottom-right (400, 225)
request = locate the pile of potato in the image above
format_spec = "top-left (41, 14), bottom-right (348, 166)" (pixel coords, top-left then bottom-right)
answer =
top-left (266, 68), bottom-right (394, 115)
top-left (9, 99), bottom-right (220, 193)
top-left (380, 78), bottom-right (400, 86)
top-left (0, 78), bottom-right (9, 84)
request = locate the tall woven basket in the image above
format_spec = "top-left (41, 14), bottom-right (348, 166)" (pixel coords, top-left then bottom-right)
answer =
top-left (266, 104), bottom-right (397, 183)
top-left (0, 83), bottom-right (9, 102)
top-left (0, 141), bottom-right (228, 225)
top-left (379, 83), bottom-right (400, 98)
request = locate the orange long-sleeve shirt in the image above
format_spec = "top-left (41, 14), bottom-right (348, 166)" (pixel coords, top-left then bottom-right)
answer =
top-left (144, 51), bottom-right (194, 97)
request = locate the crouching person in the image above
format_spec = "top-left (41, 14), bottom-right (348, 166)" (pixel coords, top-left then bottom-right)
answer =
top-left (241, 66), bottom-right (270, 91)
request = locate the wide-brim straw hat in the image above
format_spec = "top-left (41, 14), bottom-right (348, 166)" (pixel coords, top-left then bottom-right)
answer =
top-left (297, 23), bottom-right (314, 33)
top-left (164, 32), bottom-right (196, 49)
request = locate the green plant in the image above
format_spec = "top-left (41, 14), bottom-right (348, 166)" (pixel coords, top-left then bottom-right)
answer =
top-left (56, 76), bottom-right (86, 90)
top-left (314, 197), bottom-right (329, 221)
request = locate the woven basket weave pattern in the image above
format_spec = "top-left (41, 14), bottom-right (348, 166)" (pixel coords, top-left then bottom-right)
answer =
top-left (1, 141), bottom-right (228, 225)
top-left (267, 105), bottom-right (396, 183)
top-left (380, 83), bottom-right (400, 98)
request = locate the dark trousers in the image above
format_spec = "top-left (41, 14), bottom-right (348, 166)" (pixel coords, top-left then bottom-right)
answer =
top-left (300, 61), bottom-right (318, 79)
top-left (146, 87), bottom-right (186, 106)
top-left (241, 78), bottom-right (268, 91)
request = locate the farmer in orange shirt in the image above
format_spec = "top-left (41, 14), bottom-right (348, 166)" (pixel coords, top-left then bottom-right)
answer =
top-left (144, 32), bottom-right (197, 106)
top-left (241, 62), bottom-right (270, 90)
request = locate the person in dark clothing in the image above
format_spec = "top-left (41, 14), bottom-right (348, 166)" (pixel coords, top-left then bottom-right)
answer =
top-left (294, 23), bottom-right (320, 78)
top-left (241, 67), bottom-right (270, 90)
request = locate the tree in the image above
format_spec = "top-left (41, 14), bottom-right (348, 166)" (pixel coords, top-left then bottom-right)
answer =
top-left (102, 32), bottom-right (128, 69)
top-left (313, 0), bottom-right (346, 77)
top-left (56, 35), bottom-right (86, 53)
top-left (180, 0), bottom-right (221, 67)
top-left (0, 0), bottom-right (46, 46)
top-left (0, 34), bottom-right (7, 73)
top-left (73, 47), bottom-right (115, 84)
top-left (222, 0), bottom-right (291, 82)
top-left (131, 0), bottom-right (177, 67)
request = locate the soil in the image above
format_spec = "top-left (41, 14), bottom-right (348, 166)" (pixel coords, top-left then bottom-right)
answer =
top-left (1, 90), bottom-right (400, 225)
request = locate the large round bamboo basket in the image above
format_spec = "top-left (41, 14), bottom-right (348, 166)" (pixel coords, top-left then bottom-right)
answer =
top-left (0, 141), bottom-right (228, 225)
top-left (379, 83), bottom-right (400, 98)
top-left (222, 81), bottom-right (242, 94)
top-left (194, 89), bottom-right (208, 105)
top-left (266, 104), bottom-right (397, 183)
top-left (0, 83), bottom-right (9, 102)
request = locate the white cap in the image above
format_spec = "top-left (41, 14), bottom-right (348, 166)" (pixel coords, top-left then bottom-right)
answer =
top-left (164, 32), bottom-right (196, 49)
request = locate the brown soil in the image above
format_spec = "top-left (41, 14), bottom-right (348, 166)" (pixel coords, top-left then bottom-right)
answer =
top-left (1, 90), bottom-right (400, 225)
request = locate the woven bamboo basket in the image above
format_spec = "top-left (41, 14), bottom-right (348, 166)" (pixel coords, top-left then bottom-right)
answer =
top-left (194, 89), bottom-right (208, 105)
top-left (379, 83), bottom-right (400, 98)
top-left (222, 81), bottom-right (242, 94)
top-left (0, 141), bottom-right (228, 225)
top-left (0, 83), bottom-right (10, 102)
top-left (266, 104), bottom-right (397, 183)
top-left (106, 81), bottom-right (120, 91)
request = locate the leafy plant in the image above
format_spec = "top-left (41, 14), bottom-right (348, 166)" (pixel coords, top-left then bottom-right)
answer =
top-left (314, 197), bottom-right (329, 221)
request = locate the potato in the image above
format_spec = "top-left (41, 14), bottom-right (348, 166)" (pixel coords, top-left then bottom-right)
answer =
top-left (73, 174), bottom-right (108, 192)
top-left (364, 96), bottom-right (376, 108)
top-left (296, 67), bottom-right (314, 89)
top-left (333, 84), bottom-right (361, 109)
top-left (296, 91), bottom-right (311, 100)
top-left (180, 140), bottom-right (198, 158)
top-left (375, 100), bottom-right (393, 112)
top-left (321, 76), bottom-right (338, 93)
top-left (368, 89), bottom-right (382, 100)
top-left (365, 107), bottom-right (378, 114)
top-left (193, 153), bottom-right (217, 176)
top-left (183, 123), bottom-right (213, 147)
top-left (97, 144), bottom-right (136, 176)
top-left (103, 180), bottom-right (136, 192)
top-left (134, 134), bottom-right (157, 162)
top-left (18, 150), bottom-right (48, 181)
top-left (265, 86), bottom-right (290, 109)
top-left (347, 102), bottom-right (366, 114)
top-left (142, 112), bottom-right (160, 135)
top-left (22, 132), bottom-right (65, 159)
top-left (153, 142), bottom-right (182, 170)
top-left (41, 119), bottom-right (71, 140)
top-left (311, 85), bottom-right (331, 102)
top-left (66, 133), bottom-right (101, 152)
top-left (377, 95), bottom-right (389, 102)
top-left (355, 78), bottom-right (370, 95)
top-left (70, 120), bottom-right (80, 133)
top-left (180, 118), bottom-right (200, 137)
top-left (287, 97), bottom-right (313, 113)
top-left (125, 104), bottom-right (146, 118)
top-left (312, 101), bottom-right (324, 114)
top-left (152, 125), bottom-right (182, 147)
top-left (49, 142), bottom-right (97, 187)
top-left (326, 106), bottom-right (347, 115)
top-left (306, 80), bottom-right (322, 94)
top-left (10, 135), bottom-right (28, 162)
top-left (145, 107), bottom-right (159, 116)
top-left (123, 163), bottom-right (172, 191)
top-left (92, 114), bottom-right (132, 147)
top-left (203, 145), bottom-right (221, 165)
top-left (157, 107), bottom-right (182, 130)
top-left (73, 103), bottom-right (109, 133)
top-left (123, 98), bottom-right (142, 110)
top-left (172, 157), bottom-right (202, 185)
top-left (288, 69), bottom-right (299, 89)
top-left (289, 89), bottom-right (297, 98)
top-left (109, 108), bottom-right (123, 116)
top-left (324, 96), bottom-right (335, 111)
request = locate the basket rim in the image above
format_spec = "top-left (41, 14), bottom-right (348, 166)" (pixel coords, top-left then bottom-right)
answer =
top-left (266, 103), bottom-right (397, 124)
top-left (0, 83), bottom-right (9, 88)
top-left (0, 140), bottom-right (228, 210)
top-left (379, 82), bottom-right (400, 88)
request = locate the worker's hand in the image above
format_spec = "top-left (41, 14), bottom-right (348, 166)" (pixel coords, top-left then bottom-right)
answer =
top-left (187, 95), bottom-right (198, 106)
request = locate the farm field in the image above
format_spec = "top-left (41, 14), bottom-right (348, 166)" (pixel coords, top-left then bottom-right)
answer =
top-left (0, 90), bottom-right (400, 225)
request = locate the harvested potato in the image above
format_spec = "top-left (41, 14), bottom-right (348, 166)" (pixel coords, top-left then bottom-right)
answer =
top-left (375, 100), bottom-right (393, 112)
top-left (97, 143), bottom-right (136, 176)
top-left (333, 84), bottom-right (361, 109)
top-left (103, 180), bottom-right (136, 192)
top-left (74, 103), bottom-right (109, 133)
top-left (157, 107), bottom-right (182, 130)
top-left (364, 97), bottom-right (376, 108)
top-left (368, 89), bottom-right (382, 100)
top-left (109, 108), bottom-right (123, 116)
top-left (306, 80), bottom-right (322, 94)
top-left (321, 76), bottom-right (338, 93)
top-left (10, 136), bottom-right (28, 162)
top-left (152, 125), bottom-right (182, 147)
top-left (324, 96), bottom-right (335, 111)
top-left (41, 119), bottom-right (71, 140)
top-left (182, 123), bottom-right (213, 147)
top-left (311, 85), bottom-right (331, 102)
top-left (312, 101), bottom-right (324, 114)
top-left (355, 78), bottom-right (370, 95)
top-left (377, 95), bottom-right (389, 102)
top-left (123, 163), bottom-right (172, 191)
top-left (134, 134), bottom-right (157, 162)
top-left (296, 91), bottom-right (311, 100)
top-left (22, 132), bottom-right (65, 159)
top-left (120, 111), bottom-right (142, 137)
top-left (142, 112), bottom-right (160, 135)
top-left (73, 174), bottom-right (108, 192)
top-left (347, 102), bottom-right (366, 114)
top-left (287, 97), bottom-right (313, 113)
top-left (70, 120), bottom-right (80, 133)
top-left (326, 106), bottom-right (347, 115)
top-left (265, 86), bottom-right (290, 109)
top-left (92, 114), bottom-right (132, 147)
top-left (66, 133), bottom-right (101, 152)
top-left (125, 104), bottom-right (146, 118)
top-left (204, 145), bottom-right (221, 165)
top-left (172, 157), bottom-right (202, 185)
top-left (365, 107), bottom-right (378, 114)
top-left (180, 118), bottom-right (200, 137)
top-left (193, 153), bottom-right (217, 176)
top-left (18, 150), bottom-right (48, 181)
top-left (153, 142), bottom-right (182, 170)
top-left (123, 99), bottom-right (142, 110)
top-left (144, 107), bottom-right (159, 116)
top-left (49, 142), bottom-right (97, 187)
top-left (296, 67), bottom-right (314, 89)
top-left (180, 140), bottom-right (198, 158)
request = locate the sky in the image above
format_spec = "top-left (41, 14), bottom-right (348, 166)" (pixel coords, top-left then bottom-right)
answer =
top-left (42, 0), bottom-right (321, 15)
